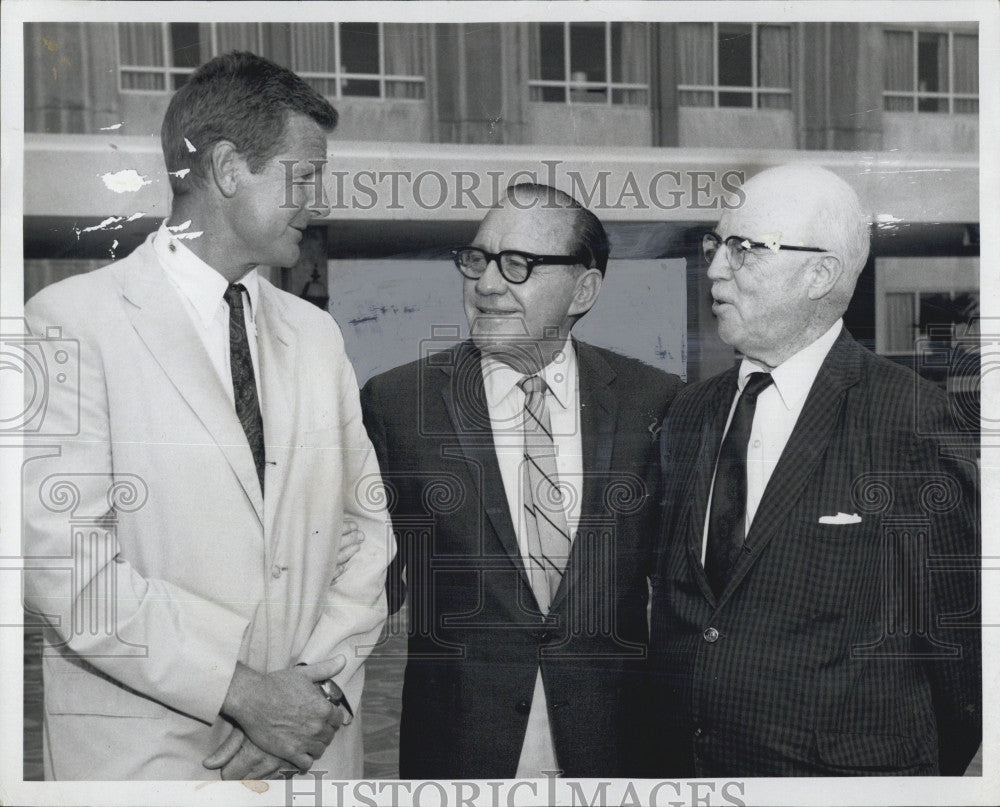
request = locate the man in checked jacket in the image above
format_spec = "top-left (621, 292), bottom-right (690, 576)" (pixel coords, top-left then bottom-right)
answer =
top-left (648, 164), bottom-right (981, 776)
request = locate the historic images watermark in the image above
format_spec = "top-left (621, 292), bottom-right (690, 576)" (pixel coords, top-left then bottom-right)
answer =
top-left (285, 772), bottom-right (749, 807)
top-left (280, 161), bottom-right (748, 214)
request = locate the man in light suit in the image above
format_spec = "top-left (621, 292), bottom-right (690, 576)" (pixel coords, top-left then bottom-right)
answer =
top-left (649, 164), bottom-right (980, 776)
top-left (22, 52), bottom-right (393, 780)
top-left (361, 184), bottom-right (682, 778)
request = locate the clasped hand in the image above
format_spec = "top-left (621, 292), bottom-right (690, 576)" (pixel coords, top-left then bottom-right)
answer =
top-left (212, 657), bottom-right (346, 776)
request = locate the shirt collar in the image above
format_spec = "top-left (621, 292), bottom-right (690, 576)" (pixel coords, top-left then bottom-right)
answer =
top-left (153, 222), bottom-right (259, 327)
top-left (738, 319), bottom-right (842, 410)
top-left (481, 337), bottom-right (577, 411)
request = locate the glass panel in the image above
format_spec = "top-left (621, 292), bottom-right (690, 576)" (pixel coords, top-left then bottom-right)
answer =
top-left (917, 96), bottom-right (944, 112)
top-left (719, 91), bottom-right (752, 107)
top-left (119, 23), bottom-right (164, 67)
top-left (757, 25), bottom-right (790, 89)
top-left (569, 22), bottom-right (606, 83)
top-left (122, 71), bottom-right (165, 91)
top-left (570, 86), bottom-right (607, 103)
top-left (611, 22), bottom-right (648, 84)
top-left (679, 89), bottom-right (713, 107)
top-left (883, 31), bottom-right (914, 92)
top-left (261, 23), bottom-right (292, 67)
top-left (536, 23), bottom-right (565, 81)
top-left (718, 23), bottom-right (752, 88)
top-left (532, 85), bottom-right (565, 102)
top-left (954, 98), bottom-right (978, 114)
top-left (884, 293), bottom-right (915, 353)
top-left (303, 76), bottom-right (338, 97)
top-left (169, 23), bottom-right (204, 69)
top-left (341, 22), bottom-right (380, 75)
top-left (917, 31), bottom-right (946, 93)
top-left (953, 34), bottom-right (978, 95)
top-left (172, 73), bottom-right (192, 90)
top-left (384, 24), bottom-right (425, 77)
top-left (216, 23), bottom-right (260, 53)
top-left (612, 88), bottom-right (649, 105)
top-left (292, 24), bottom-right (337, 73)
top-left (341, 77), bottom-right (380, 97)
top-left (385, 80), bottom-right (425, 100)
top-left (758, 92), bottom-right (791, 109)
top-left (677, 23), bottom-right (713, 87)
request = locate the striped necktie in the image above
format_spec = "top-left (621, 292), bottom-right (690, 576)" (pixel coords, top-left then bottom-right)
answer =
top-left (519, 374), bottom-right (572, 611)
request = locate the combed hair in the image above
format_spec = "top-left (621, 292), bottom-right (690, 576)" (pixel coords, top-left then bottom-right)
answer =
top-left (161, 51), bottom-right (338, 196)
top-left (503, 183), bottom-right (611, 275)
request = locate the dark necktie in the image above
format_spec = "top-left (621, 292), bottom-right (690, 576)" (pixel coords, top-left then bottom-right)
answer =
top-left (223, 283), bottom-right (265, 493)
top-left (519, 375), bottom-right (572, 611)
top-left (705, 371), bottom-right (773, 595)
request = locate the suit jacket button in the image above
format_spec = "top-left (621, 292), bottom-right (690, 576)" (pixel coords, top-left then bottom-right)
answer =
top-left (694, 727), bottom-right (704, 738)
top-left (536, 631), bottom-right (552, 643)
top-left (272, 565), bottom-right (283, 579)
top-left (515, 699), bottom-right (531, 714)
top-left (703, 626), bottom-right (719, 643)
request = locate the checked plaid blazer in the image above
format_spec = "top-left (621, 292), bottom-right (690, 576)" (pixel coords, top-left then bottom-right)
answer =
top-left (648, 329), bottom-right (981, 777)
top-left (362, 339), bottom-right (681, 778)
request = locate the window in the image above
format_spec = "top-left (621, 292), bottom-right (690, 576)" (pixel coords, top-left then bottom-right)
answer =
top-left (119, 23), bottom-right (211, 90)
top-left (528, 22), bottom-right (649, 105)
top-left (118, 23), bottom-right (426, 99)
top-left (677, 23), bottom-right (792, 109)
top-left (883, 30), bottom-right (978, 113)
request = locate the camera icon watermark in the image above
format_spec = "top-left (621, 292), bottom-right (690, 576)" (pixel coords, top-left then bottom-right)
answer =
top-left (0, 318), bottom-right (80, 436)
top-left (914, 317), bottom-right (994, 440)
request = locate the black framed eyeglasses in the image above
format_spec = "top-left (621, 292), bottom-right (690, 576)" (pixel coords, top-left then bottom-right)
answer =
top-left (451, 246), bottom-right (589, 284)
top-left (702, 231), bottom-right (828, 270)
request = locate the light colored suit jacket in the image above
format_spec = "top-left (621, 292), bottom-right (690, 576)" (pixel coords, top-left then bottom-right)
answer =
top-left (22, 234), bottom-right (394, 780)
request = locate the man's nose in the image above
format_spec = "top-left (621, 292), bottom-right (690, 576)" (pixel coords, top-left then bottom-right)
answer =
top-left (307, 196), bottom-right (331, 219)
top-left (705, 247), bottom-right (733, 281)
top-left (475, 258), bottom-right (507, 295)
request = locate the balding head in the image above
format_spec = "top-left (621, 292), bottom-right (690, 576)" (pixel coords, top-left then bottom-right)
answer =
top-left (708, 164), bottom-right (871, 369)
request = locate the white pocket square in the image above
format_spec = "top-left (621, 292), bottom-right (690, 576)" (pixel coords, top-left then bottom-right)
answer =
top-left (818, 512), bottom-right (862, 525)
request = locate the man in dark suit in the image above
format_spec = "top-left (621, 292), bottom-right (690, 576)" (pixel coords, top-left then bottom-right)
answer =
top-left (649, 163), bottom-right (980, 776)
top-left (361, 183), bottom-right (682, 778)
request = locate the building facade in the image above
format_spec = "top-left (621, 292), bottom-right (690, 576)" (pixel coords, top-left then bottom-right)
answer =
top-left (22, 20), bottom-right (980, 388)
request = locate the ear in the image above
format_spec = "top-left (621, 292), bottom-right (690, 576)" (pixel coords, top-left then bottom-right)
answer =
top-left (806, 253), bottom-right (844, 301)
top-left (209, 140), bottom-right (245, 199)
top-left (568, 268), bottom-right (604, 317)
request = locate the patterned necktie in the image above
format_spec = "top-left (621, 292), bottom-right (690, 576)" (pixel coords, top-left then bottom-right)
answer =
top-left (705, 371), bottom-right (773, 595)
top-left (519, 374), bottom-right (572, 612)
top-left (223, 283), bottom-right (265, 493)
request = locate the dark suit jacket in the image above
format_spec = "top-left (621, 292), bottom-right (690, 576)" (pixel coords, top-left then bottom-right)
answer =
top-left (648, 329), bottom-right (980, 777)
top-left (361, 339), bottom-right (681, 778)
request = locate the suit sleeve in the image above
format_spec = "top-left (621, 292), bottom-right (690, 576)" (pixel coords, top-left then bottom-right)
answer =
top-left (914, 402), bottom-right (981, 774)
top-left (22, 289), bottom-right (250, 724)
top-left (295, 320), bottom-right (395, 711)
top-left (360, 377), bottom-right (407, 616)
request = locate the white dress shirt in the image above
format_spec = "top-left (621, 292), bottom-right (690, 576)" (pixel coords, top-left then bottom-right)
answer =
top-left (153, 223), bottom-right (261, 403)
top-left (702, 320), bottom-right (843, 563)
top-left (481, 338), bottom-right (582, 778)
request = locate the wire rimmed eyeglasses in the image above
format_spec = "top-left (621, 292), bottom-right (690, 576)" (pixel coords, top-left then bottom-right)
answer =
top-left (452, 246), bottom-right (590, 285)
top-left (702, 231), bottom-right (829, 270)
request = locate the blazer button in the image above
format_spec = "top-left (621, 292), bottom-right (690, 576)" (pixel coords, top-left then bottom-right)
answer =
top-left (515, 699), bottom-right (531, 715)
top-left (702, 626), bottom-right (720, 643)
top-left (693, 727), bottom-right (704, 739)
top-left (271, 565), bottom-right (283, 579)
top-left (535, 630), bottom-right (552, 644)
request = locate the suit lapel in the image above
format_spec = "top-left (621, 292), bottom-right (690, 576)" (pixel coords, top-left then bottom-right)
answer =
top-left (720, 331), bottom-right (861, 601)
top-left (550, 341), bottom-right (617, 612)
top-left (684, 370), bottom-right (738, 605)
top-left (121, 249), bottom-right (265, 525)
top-left (439, 342), bottom-right (530, 593)
top-left (256, 282), bottom-right (296, 544)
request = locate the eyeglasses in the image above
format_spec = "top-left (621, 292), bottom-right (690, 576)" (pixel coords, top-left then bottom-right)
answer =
top-left (452, 246), bottom-right (589, 284)
top-left (702, 231), bottom-right (828, 271)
